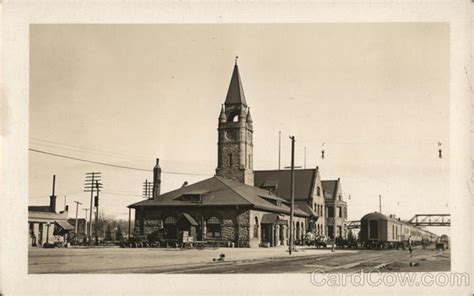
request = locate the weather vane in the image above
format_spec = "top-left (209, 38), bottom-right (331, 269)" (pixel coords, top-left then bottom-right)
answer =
top-left (235, 55), bottom-right (239, 64)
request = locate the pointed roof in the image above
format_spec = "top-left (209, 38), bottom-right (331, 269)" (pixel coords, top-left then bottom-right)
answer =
top-left (321, 178), bottom-right (340, 200)
top-left (254, 168), bottom-right (319, 201)
top-left (246, 107), bottom-right (253, 122)
top-left (225, 64), bottom-right (247, 106)
top-left (219, 104), bottom-right (227, 121)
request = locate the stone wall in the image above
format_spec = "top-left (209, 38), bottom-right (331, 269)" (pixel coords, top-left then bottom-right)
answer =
top-left (133, 206), bottom-right (252, 246)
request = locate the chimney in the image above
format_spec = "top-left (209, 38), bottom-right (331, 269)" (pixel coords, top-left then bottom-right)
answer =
top-left (50, 175), bottom-right (57, 212)
top-left (153, 158), bottom-right (161, 198)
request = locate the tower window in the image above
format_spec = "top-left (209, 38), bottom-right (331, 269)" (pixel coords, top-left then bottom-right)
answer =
top-left (229, 154), bottom-right (233, 167)
top-left (228, 113), bottom-right (239, 122)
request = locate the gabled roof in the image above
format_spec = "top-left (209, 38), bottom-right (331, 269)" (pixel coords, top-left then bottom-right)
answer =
top-left (321, 179), bottom-right (339, 200)
top-left (225, 64), bottom-right (247, 106)
top-left (128, 176), bottom-right (309, 217)
top-left (254, 169), bottom-right (317, 201)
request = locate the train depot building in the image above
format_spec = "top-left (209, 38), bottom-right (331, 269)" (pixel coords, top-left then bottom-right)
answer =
top-left (129, 62), bottom-right (348, 247)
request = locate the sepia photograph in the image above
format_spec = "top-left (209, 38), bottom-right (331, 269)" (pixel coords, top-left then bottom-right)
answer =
top-left (1, 2), bottom-right (473, 295)
top-left (27, 23), bottom-right (452, 274)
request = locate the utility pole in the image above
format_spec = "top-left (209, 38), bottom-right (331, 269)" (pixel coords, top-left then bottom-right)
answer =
top-left (73, 201), bottom-right (82, 243)
top-left (84, 172), bottom-right (102, 244)
top-left (83, 208), bottom-right (89, 238)
top-left (95, 180), bottom-right (101, 245)
top-left (50, 175), bottom-right (57, 212)
top-left (379, 195), bottom-right (382, 213)
top-left (289, 135), bottom-right (295, 255)
top-left (143, 179), bottom-right (153, 199)
top-left (64, 195), bottom-right (67, 211)
top-left (304, 146), bottom-right (307, 169)
top-left (278, 131), bottom-right (281, 170)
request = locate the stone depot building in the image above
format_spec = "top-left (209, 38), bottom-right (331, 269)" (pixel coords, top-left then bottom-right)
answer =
top-left (129, 62), bottom-right (347, 247)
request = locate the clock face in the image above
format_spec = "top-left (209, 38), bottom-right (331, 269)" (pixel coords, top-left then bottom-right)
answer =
top-left (224, 130), bottom-right (238, 141)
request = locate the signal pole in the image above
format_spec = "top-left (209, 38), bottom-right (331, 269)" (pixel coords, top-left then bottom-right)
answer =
top-left (278, 131), bottom-right (281, 170)
top-left (73, 201), bottom-right (82, 243)
top-left (379, 195), bottom-right (382, 213)
top-left (289, 136), bottom-right (295, 255)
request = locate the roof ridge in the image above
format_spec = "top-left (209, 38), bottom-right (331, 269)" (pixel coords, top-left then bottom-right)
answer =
top-left (214, 176), bottom-right (254, 204)
top-left (215, 176), bottom-right (289, 208)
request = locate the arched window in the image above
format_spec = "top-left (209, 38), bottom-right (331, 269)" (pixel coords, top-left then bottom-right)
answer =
top-left (228, 112), bottom-right (239, 122)
top-left (206, 216), bottom-right (221, 238)
top-left (229, 154), bottom-right (233, 167)
top-left (317, 186), bottom-right (321, 196)
top-left (253, 217), bottom-right (259, 238)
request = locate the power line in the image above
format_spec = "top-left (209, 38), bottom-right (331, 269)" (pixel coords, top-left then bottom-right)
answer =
top-left (29, 148), bottom-right (212, 176)
top-left (30, 137), bottom-right (150, 161)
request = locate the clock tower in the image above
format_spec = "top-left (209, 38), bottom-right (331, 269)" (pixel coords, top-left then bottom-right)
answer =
top-left (216, 61), bottom-right (254, 185)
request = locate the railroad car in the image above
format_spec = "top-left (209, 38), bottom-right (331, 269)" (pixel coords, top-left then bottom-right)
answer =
top-left (359, 212), bottom-right (437, 249)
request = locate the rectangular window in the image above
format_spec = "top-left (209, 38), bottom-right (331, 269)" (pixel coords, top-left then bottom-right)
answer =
top-left (328, 207), bottom-right (334, 218)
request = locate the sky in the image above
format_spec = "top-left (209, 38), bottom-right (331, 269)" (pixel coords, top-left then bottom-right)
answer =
top-left (29, 24), bottom-right (450, 235)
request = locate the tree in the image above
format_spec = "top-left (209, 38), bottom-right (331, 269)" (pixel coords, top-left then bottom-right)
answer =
top-left (105, 224), bottom-right (113, 241)
top-left (115, 225), bottom-right (124, 241)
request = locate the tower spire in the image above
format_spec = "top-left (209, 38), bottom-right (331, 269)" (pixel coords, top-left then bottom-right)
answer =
top-left (224, 60), bottom-right (247, 106)
top-left (216, 61), bottom-right (254, 185)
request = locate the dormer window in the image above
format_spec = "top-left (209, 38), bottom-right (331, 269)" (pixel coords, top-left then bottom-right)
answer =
top-left (178, 193), bottom-right (205, 202)
top-left (260, 180), bottom-right (278, 195)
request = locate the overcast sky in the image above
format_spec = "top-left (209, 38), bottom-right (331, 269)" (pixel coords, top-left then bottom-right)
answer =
top-left (29, 24), bottom-right (449, 234)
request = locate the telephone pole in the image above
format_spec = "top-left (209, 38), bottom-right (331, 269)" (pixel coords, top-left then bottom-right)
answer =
top-left (289, 135), bottom-right (295, 255)
top-left (73, 201), bottom-right (82, 243)
top-left (95, 180), bottom-right (101, 245)
top-left (143, 179), bottom-right (153, 199)
top-left (84, 172), bottom-right (102, 244)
